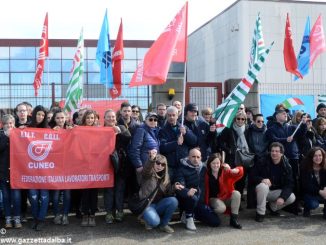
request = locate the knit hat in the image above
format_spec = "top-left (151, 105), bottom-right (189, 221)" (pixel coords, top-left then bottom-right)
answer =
top-left (184, 103), bottom-right (199, 115)
top-left (316, 103), bottom-right (326, 113)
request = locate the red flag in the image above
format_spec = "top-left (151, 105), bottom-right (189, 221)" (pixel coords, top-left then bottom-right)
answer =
top-left (109, 19), bottom-right (124, 99)
top-left (310, 15), bottom-right (326, 68)
top-left (129, 2), bottom-right (188, 87)
top-left (283, 13), bottom-right (302, 78)
top-left (33, 13), bottom-right (49, 96)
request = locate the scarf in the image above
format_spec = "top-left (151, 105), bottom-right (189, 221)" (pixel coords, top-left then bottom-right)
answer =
top-left (232, 122), bottom-right (249, 152)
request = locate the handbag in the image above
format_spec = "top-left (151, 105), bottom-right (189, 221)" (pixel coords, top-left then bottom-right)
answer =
top-left (128, 185), bottom-right (159, 215)
top-left (235, 149), bottom-right (255, 168)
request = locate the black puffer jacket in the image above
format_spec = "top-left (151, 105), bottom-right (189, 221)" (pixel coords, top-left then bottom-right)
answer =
top-left (246, 124), bottom-right (269, 159)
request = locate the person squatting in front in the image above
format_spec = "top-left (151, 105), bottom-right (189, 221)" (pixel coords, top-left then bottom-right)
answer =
top-left (250, 142), bottom-right (296, 222)
top-left (139, 152), bottom-right (180, 233)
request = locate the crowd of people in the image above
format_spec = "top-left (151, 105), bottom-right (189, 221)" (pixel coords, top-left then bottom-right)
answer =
top-left (0, 100), bottom-right (326, 233)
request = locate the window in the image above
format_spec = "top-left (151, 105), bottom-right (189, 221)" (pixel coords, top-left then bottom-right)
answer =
top-left (137, 48), bottom-right (148, 59)
top-left (62, 47), bottom-right (76, 59)
top-left (44, 59), bottom-right (61, 72)
top-left (10, 47), bottom-right (35, 59)
top-left (87, 60), bottom-right (100, 72)
top-left (124, 48), bottom-right (137, 59)
top-left (43, 73), bottom-right (62, 84)
top-left (10, 60), bottom-right (35, 72)
top-left (0, 73), bottom-right (9, 83)
top-left (0, 60), bottom-right (9, 72)
top-left (0, 47), bottom-right (9, 59)
top-left (123, 60), bottom-right (137, 72)
top-left (11, 73), bottom-right (35, 84)
top-left (48, 47), bottom-right (61, 59)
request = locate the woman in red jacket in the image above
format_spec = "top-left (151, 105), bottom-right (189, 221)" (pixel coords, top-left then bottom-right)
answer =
top-left (205, 153), bottom-right (243, 229)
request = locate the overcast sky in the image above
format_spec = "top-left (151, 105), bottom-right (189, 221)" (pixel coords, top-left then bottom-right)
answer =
top-left (0, 0), bottom-right (324, 41)
top-left (0, 0), bottom-right (238, 40)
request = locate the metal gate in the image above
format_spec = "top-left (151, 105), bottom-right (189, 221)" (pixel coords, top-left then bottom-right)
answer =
top-left (185, 82), bottom-right (222, 111)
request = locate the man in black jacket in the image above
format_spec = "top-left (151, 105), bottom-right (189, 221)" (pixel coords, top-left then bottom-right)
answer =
top-left (251, 142), bottom-right (296, 222)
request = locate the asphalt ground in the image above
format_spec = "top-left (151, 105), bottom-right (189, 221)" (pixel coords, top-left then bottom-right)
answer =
top-left (1, 204), bottom-right (326, 245)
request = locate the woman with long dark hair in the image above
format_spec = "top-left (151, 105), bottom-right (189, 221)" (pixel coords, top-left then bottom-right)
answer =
top-left (205, 153), bottom-right (243, 229)
top-left (301, 147), bottom-right (326, 218)
top-left (28, 105), bottom-right (50, 231)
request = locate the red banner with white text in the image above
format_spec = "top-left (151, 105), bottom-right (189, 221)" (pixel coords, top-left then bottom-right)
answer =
top-left (10, 127), bottom-right (115, 189)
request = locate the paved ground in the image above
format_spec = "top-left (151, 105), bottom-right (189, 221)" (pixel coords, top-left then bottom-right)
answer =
top-left (1, 206), bottom-right (326, 245)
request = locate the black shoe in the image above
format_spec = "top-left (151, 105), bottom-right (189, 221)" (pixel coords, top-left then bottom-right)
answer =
top-left (31, 219), bottom-right (38, 230)
top-left (267, 203), bottom-right (281, 216)
top-left (255, 212), bottom-right (265, 222)
top-left (35, 221), bottom-right (45, 231)
top-left (303, 208), bottom-right (311, 217)
top-left (230, 214), bottom-right (242, 229)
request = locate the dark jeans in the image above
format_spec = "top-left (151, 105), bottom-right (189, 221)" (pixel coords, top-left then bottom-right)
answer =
top-left (53, 190), bottom-right (71, 215)
top-left (194, 203), bottom-right (221, 227)
top-left (29, 189), bottom-right (49, 221)
top-left (81, 189), bottom-right (98, 215)
top-left (304, 194), bottom-right (326, 211)
top-left (0, 180), bottom-right (21, 217)
top-left (142, 197), bottom-right (178, 227)
top-left (177, 192), bottom-right (220, 227)
top-left (70, 189), bottom-right (82, 214)
top-left (104, 176), bottom-right (125, 212)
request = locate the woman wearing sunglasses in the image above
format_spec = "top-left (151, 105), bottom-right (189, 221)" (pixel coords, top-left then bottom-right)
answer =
top-left (131, 105), bottom-right (143, 125)
top-left (214, 110), bottom-right (251, 196)
top-left (129, 112), bottom-right (160, 183)
top-left (139, 152), bottom-right (181, 233)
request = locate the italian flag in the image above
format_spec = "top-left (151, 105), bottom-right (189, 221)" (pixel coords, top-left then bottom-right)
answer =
top-left (282, 98), bottom-right (304, 109)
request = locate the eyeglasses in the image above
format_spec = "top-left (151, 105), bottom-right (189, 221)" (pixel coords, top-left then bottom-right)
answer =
top-left (148, 118), bottom-right (158, 122)
top-left (205, 113), bottom-right (212, 116)
top-left (18, 110), bottom-right (27, 113)
top-left (306, 120), bottom-right (312, 123)
top-left (155, 162), bottom-right (166, 167)
top-left (132, 110), bottom-right (139, 113)
top-left (256, 120), bottom-right (264, 123)
top-left (236, 118), bottom-right (245, 121)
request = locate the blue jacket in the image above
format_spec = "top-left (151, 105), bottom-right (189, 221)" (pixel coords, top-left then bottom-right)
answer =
top-left (266, 122), bottom-right (307, 159)
top-left (183, 119), bottom-right (216, 161)
top-left (175, 158), bottom-right (206, 203)
top-left (128, 124), bottom-right (160, 169)
top-left (158, 122), bottom-right (197, 169)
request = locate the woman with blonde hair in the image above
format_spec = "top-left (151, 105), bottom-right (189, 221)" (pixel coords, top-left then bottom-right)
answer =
top-left (138, 153), bottom-right (181, 233)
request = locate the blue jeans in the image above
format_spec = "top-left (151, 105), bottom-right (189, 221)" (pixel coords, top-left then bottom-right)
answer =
top-left (29, 189), bottom-right (49, 221)
top-left (104, 175), bottom-right (125, 212)
top-left (177, 191), bottom-right (199, 216)
top-left (142, 197), bottom-right (178, 227)
top-left (0, 180), bottom-right (21, 217)
top-left (304, 194), bottom-right (326, 211)
top-left (53, 190), bottom-right (71, 215)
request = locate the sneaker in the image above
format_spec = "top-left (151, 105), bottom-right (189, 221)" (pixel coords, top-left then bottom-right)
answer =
top-left (35, 221), bottom-right (45, 231)
top-left (5, 217), bottom-right (12, 229)
top-left (267, 203), bottom-right (280, 216)
top-left (180, 211), bottom-right (186, 224)
top-left (62, 215), bottom-right (69, 225)
top-left (53, 214), bottom-right (62, 225)
top-left (255, 212), bottom-right (265, 222)
top-left (185, 217), bottom-right (196, 231)
top-left (105, 213), bottom-right (114, 224)
top-left (13, 217), bottom-right (22, 229)
top-left (115, 211), bottom-right (124, 222)
top-left (160, 225), bottom-right (174, 234)
top-left (21, 214), bottom-right (28, 223)
top-left (303, 208), bottom-right (311, 217)
top-left (144, 222), bottom-right (153, 230)
top-left (81, 215), bottom-right (89, 227)
top-left (88, 215), bottom-right (96, 227)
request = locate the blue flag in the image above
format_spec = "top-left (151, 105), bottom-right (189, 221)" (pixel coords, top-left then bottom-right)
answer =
top-left (294, 16), bottom-right (310, 81)
top-left (96, 9), bottom-right (113, 88)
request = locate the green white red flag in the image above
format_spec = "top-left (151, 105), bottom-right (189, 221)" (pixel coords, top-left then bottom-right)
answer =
top-left (281, 98), bottom-right (304, 109)
top-left (213, 42), bottom-right (274, 129)
top-left (129, 2), bottom-right (188, 87)
top-left (249, 13), bottom-right (265, 70)
top-left (64, 29), bottom-right (84, 113)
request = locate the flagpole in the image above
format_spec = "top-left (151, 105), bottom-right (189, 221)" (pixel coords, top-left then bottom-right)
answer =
top-left (122, 60), bottom-right (125, 100)
top-left (181, 62), bottom-right (187, 126)
top-left (47, 57), bottom-right (50, 104)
